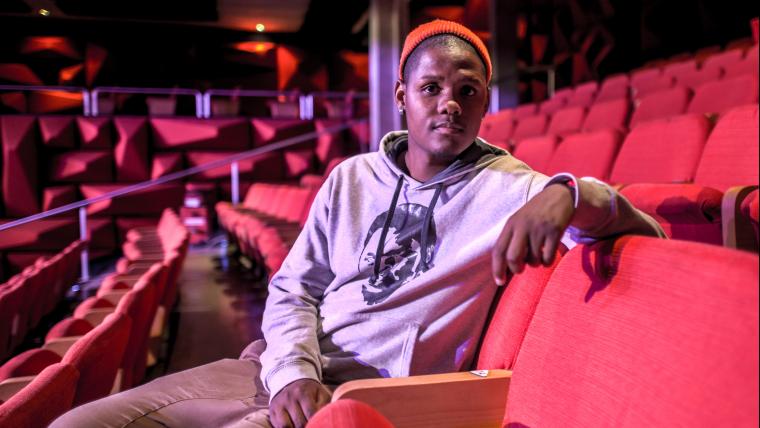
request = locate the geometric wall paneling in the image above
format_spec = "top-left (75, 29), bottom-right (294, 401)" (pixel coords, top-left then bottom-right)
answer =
top-left (85, 43), bottom-right (108, 87)
top-left (1, 115), bottom-right (40, 216)
top-left (0, 218), bottom-right (77, 251)
top-left (81, 183), bottom-right (183, 216)
top-left (0, 92), bottom-right (28, 113)
top-left (21, 37), bottom-right (82, 60)
top-left (27, 91), bottom-right (85, 114)
top-left (283, 149), bottom-right (315, 178)
top-left (113, 117), bottom-right (150, 182)
top-left (151, 152), bottom-right (184, 179)
top-left (150, 118), bottom-right (251, 150)
top-left (59, 63), bottom-right (84, 86)
top-left (0, 63), bottom-right (43, 85)
top-left (185, 150), bottom-right (284, 181)
top-left (49, 151), bottom-right (113, 182)
top-left (314, 119), bottom-right (353, 166)
top-left (251, 118), bottom-right (314, 147)
top-left (39, 116), bottom-right (77, 148)
top-left (42, 185), bottom-right (78, 211)
top-left (87, 218), bottom-right (116, 251)
top-left (77, 116), bottom-right (112, 149)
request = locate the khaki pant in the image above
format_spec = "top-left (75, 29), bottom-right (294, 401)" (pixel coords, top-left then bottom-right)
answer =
top-left (51, 340), bottom-right (271, 428)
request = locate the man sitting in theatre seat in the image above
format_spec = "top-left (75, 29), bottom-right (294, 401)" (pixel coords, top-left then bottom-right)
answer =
top-left (52, 20), bottom-right (663, 428)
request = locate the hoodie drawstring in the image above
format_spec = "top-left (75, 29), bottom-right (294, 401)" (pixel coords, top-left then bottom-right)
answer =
top-left (373, 176), bottom-right (404, 278)
top-left (420, 183), bottom-right (443, 271)
top-left (373, 176), bottom-right (443, 277)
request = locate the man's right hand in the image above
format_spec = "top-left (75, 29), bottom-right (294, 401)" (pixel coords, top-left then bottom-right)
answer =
top-left (269, 378), bottom-right (332, 428)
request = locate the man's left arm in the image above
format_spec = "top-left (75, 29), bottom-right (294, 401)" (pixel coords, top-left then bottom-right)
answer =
top-left (492, 173), bottom-right (665, 284)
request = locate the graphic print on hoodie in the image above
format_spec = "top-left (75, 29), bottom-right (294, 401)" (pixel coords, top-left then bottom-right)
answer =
top-left (358, 203), bottom-right (437, 305)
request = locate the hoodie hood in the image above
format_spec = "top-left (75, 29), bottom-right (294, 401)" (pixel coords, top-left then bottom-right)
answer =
top-left (378, 131), bottom-right (508, 190)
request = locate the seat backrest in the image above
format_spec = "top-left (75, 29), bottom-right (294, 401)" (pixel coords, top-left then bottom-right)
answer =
top-left (511, 135), bottom-right (558, 173)
top-left (46, 317), bottom-right (94, 342)
top-left (582, 98), bottom-right (630, 132)
top-left (63, 312), bottom-right (132, 405)
top-left (686, 74), bottom-right (759, 115)
top-left (0, 348), bottom-right (61, 382)
top-left (476, 256), bottom-right (562, 371)
top-left (115, 279), bottom-right (156, 389)
top-left (596, 73), bottom-right (629, 102)
top-left (545, 129), bottom-right (623, 180)
top-left (694, 104), bottom-right (760, 191)
top-left (608, 113), bottom-right (711, 185)
top-left (701, 48), bottom-right (746, 74)
top-left (545, 106), bottom-right (586, 136)
top-left (511, 113), bottom-right (548, 143)
top-left (662, 59), bottom-right (697, 79)
top-left (629, 86), bottom-right (692, 127)
top-left (565, 81), bottom-right (598, 108)
top-left (479, 109), bottom-right (515, 146)
top-left (0, 363), bottom-right (79, 428)
top-left (506, 236), bottom-right (759, 427)
top-left (513, 103), bottom-right (538, 120)
top-left (674, 66), bottom-right (722, 90)
top-left (538, 97), bottom-right (567, 115)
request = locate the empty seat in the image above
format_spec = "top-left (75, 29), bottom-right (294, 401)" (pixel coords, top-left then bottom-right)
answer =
top-left (686, 75), bottom-right (759, 115)
top-left (701, 48), bottom-right (746, 75)
top-left (674, 66), bottom-right (723, 90)
top-left (545, 129), bottom-right (622, 180)
top-left (511, 135), bottom-right (558, 173)
top-left (608, 114), bottom-right (711, 185)
top-left (582, 98), bottom-right (630, 132)
top-left (538, 97), bottom-right (566, 115)
top-left (545, 106), bottom-right (586, 136)
top-left (0, 363), bottom-right (79, 427)
top-left (595, 73), bottom-right (630, 102)
top-left (629, 86), bottom-right (692, 127)
top-left (513, 103), bottom-right (538, 120)
top-left (511, 113), bottom-right (548, 145)
top-left (630, 67), bottom-right (675, 98)
top-left (564, 81), bottom-right (598, 108)
top-left (479, 109), bottom-right (514, 148)
top-left (723, 45), bottom-right (759, 78)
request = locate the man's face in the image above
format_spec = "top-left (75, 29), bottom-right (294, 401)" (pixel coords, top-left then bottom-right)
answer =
top-left (397, 42), bottom-right (489, 162)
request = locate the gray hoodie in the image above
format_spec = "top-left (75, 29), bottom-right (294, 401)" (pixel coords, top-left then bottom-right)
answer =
top-left (258, 131), bottom-right (663, 399)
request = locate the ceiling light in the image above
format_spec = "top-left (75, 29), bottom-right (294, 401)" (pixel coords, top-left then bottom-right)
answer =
top-left (39, 8), bottom-right (51, 17)
top-left (255, 23), bottom-right (265, 32)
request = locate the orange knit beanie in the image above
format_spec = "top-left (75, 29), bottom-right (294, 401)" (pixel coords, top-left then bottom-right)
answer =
top-left (399, 19), bottom-right (492, 82)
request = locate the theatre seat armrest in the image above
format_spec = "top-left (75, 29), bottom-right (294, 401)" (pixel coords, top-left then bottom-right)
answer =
top-left (332, 370), bottom-right (512, 428)
top-left (0, 376), bottom-right (36, 402)
top-left (722, 185), bottom-right (759, 250)
top-left (620, 183), bottom-right (723, 222)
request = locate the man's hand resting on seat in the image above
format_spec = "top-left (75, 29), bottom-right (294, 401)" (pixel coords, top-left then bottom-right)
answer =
top-left (492, 183), bottom-right (575, 283)
top-left (269, 378), bottom-right (332, 428)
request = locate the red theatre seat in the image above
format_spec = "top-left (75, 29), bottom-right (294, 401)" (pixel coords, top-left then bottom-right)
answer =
top-left (0, 363), bottom-right (79, 427)
top-left (581, 98), bottom-right (630, 133)
top-left (150, 118), bottom-right (251, 150)
top-left (564, 81), bottom-right (598, 108)
top-left (511, 113), bottom-right (548, 146)
top-left (595, 73), bottom-right (630, 102)
top-left (0, 348), bottom-right (62, 382)
top-left (608, 113), bottom-right (711, 185)
top-left (319, 236), bottom-right (759, 427)
top-left (631, 68), bottom-right (675, 98)
top-left (621, 104), bottom-right (759, 246)
top-left (513, 103), bottom-right (538, 119)
top-left (479, 109), bottom-right (514, 149)
top-left (545, 106), bottom-right (586, 137)
top-left (629, 86), bottom-right (692, 127)
top-left (686, 74), bottom-right (760, 116)
top-left (511, 135), bottom-right (558, 173)
top-left (545, 128), bottom-right (622, 180)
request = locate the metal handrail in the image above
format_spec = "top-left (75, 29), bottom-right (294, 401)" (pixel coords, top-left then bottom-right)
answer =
top-left (0, 84), bottom-right (91, 115)
top-left (91, 86), bottom-right (204, 118)
top-left (0, 118), bottom-right (367, 280)
top-left (201, 89), bottom-right (302, 119)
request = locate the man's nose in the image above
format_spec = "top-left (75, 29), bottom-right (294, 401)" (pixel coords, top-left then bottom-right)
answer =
top-left (438, 96), bottom-right (462, 116)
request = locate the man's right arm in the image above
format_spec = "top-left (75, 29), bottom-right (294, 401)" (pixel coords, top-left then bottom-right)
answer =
top-left (259, 182), bottom-right (336, 424)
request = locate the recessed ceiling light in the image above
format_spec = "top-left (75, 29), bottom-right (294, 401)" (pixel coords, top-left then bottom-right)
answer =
top-left (39, 8), bottom-right (51, 17)
top-left (255, 23), bottom-right (265, 32)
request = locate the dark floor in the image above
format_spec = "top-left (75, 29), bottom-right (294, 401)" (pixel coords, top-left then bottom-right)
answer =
top-left (158, 240), bottom-right (268, 376)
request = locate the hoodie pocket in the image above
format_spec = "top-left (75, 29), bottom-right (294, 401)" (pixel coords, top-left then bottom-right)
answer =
top-left (319, 312), bottom-right (420, 384)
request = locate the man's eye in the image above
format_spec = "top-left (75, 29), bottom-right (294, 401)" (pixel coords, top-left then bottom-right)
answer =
top-left (422, 84), bottom-right (439, 94)
top-left (461, 86), bottom-right (476, 96)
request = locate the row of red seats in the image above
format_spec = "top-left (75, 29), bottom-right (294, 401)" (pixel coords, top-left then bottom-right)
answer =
top-left (215, 158), bottom-right (346, 276)
top-left (307, 235), bottom-right (759, 427)
top-left (0, 240), bottom-right (84, 361)
top-left (0, 209), bottom-right (190, 427)
top-left (480, 72), bottom-right (758, 149)
top-left (499, 104), bottom-right (759, 250)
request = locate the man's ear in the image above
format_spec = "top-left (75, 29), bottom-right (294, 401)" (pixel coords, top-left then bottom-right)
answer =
top-left (482, 87), bottom-right (491, 117)
top-left (394, 80), bottom-right (405, 111)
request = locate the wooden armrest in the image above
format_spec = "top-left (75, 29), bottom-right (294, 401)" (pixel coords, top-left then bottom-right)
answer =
top-left (43, 336), bottom-right (84, 357)
top-left (332, 370), bottom-right (512, 428)
top-left (722, 185), bottom-right (759, 250)
top-left (0, 376), bottom-right (36, 402)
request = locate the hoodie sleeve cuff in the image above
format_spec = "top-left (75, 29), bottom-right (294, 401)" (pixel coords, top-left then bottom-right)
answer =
top-left (265, 360), bottom-right (321, 403)
top-left (544, 172), bottom-right (580, 209)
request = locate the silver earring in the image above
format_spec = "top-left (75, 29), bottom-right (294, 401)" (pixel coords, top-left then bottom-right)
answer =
top-left (398, 107), bottom-right (404, 114)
